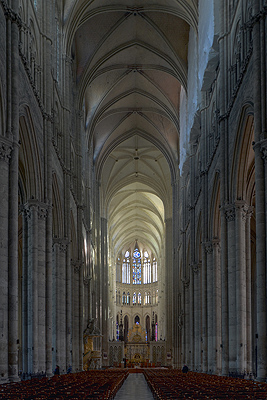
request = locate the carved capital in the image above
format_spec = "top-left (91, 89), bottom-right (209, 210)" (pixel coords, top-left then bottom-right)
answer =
top-left (23, 206), bottom-right (32, 221)
top-left (212, 239), bottom-right (221, 252)
top-left (71, 259), bottom-right (82, 274)
top-left (235, 201), bottom-right (249, 222)
top-left (225, 205), bottom-right (235, 222)
top-left (38, 206), bottom-right (48, 220)
top-left (0, 140), bottom-right (13, 163)
top-left (204, 241), bottom-right (213, 254)
top-left (246, 206), bottom-right (254, 220)
top-left (59, 242), bottom-right (68, 253)
top-left (182, 277), bottom-right (190, 289)
top-left (261, 141), bottom-right (267, 163)
top-left (83, 277), bottom-right (91, 286)
top-left (53, 238), bottom-right (68, 253)
top-left (192, 263), bottom-right (201, 273)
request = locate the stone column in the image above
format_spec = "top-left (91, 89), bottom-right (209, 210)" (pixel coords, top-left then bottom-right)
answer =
top-left (21, 205), bottom-right (29, 374)
top-left (192, 263), bottom-right (201, 371)
top-left (165, 218), bottom-right (173, 357)
top-left (0, 139), bottom-right (13, 383)
top-left (235, 201), bottom-right (248, 375)
top-left (189, 267), bottom-right (194, 369)
top-left (183, 278), bottom-right (190, 366)
top-left (218, 0), bottom-right (229, 377)
top-left (25, 201), bottom-right (39, 374)
top-left (225, 205), bottom-right (236, 373)
top-left (53, 239), bottom-right (67, 374)
top-left (43, 0), bottom-right (54, 378)
top-left (201, 242), bottom-right (208, 373)
top-left (205, 242), bottom-right (214, 373)
top-left (252, 0), bottom-right (267, 381)
top-left (72, 261), bottom-right (81, 373)
top-left (245, 207), bottom-right (253, 375)
top-left (172, 179), bottom-right (180, 368)
top-left (8, 0), bottom-right (20, 381)
top-left (38, 204), bottom-right (48, 373)
top-left (63, 54), bottom-right (73, 371)
top-left (101, 217), bottom-right (108, 367)
top-left (213, 240), bottom-right (222, 375)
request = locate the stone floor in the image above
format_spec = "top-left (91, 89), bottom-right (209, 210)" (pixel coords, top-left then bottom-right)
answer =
top-left (114, 373), bottom-right (154, 400)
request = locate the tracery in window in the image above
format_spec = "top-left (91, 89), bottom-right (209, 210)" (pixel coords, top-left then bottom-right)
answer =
top-left (122, 251), bottom-right (130, 284)
top-left (144, 291), bottom-right (151, 305)
top-left (143, 251), bottom-right (151, 284)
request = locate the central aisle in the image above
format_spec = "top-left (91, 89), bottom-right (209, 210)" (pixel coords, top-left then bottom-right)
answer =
top-left (114, 373), bottom-right (154, 400)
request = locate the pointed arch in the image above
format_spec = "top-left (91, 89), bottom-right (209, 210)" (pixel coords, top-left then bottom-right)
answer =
top-left (52, 173), bottom-right (64, 238)
top-left (209, 172), bottom-right (221, 239)
top-left (230, 103), bottom-right (254, 202)
top-left (19, 107), bottom-right (43, 200)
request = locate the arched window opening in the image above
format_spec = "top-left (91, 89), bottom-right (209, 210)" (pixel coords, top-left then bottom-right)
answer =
top-left (155, 314), bottom-right (158, 342)
top-left (143, 251), bottom-right (151, 284)
top-left (153, 258), bottom-right (157, 282)
top-left (135, 315), bottom-right (140, 325)
top-left (133, 292), bottom-right (136, 305)
top-left (122, 292), bottom-right (126, 305)
top-left (116, 315), bottom-right (119, 341)
top-left (138, 292), bottom-right (142, 304)
top-left (127, 292), bottom-right (130, 305)
top-left (122, 251), bottom-right (130, 284)
top-left (124, 315), bottom-right (129, 342)
top-left (146, 315), bottom-right (151, 342)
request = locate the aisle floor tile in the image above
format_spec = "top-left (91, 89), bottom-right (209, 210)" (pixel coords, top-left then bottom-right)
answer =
top-left (114, 373), bottom-right (154, 400)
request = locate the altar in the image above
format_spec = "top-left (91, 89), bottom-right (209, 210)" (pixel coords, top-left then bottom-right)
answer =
top-left (125, 323), bottom-right (150, 367)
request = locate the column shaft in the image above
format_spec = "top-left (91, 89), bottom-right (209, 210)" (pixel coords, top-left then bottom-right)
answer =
top-left (0, 140), bottom-right (12, 382)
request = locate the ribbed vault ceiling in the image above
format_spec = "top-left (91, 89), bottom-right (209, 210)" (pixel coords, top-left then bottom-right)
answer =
top-left (65, 0), bottom-right (197, 258)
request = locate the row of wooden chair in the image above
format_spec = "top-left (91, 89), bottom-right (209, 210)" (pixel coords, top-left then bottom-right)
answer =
top-left (0, 370), bottom-right (129, 399)
top-left (143, 369), bottom-right (267, 399)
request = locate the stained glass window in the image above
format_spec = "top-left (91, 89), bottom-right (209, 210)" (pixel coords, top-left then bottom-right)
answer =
top-left (133, 292), bottom-right (137, 305)
top-left (138, 292), bottom-right (142, 304)
top-left (133, 247), bottom-right (141, 284)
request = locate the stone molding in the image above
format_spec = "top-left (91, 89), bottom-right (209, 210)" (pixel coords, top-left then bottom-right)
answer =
top-left (0, 1), bottom-right (22, 27)
top-left (178, 311), bottom-right (184, 330)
